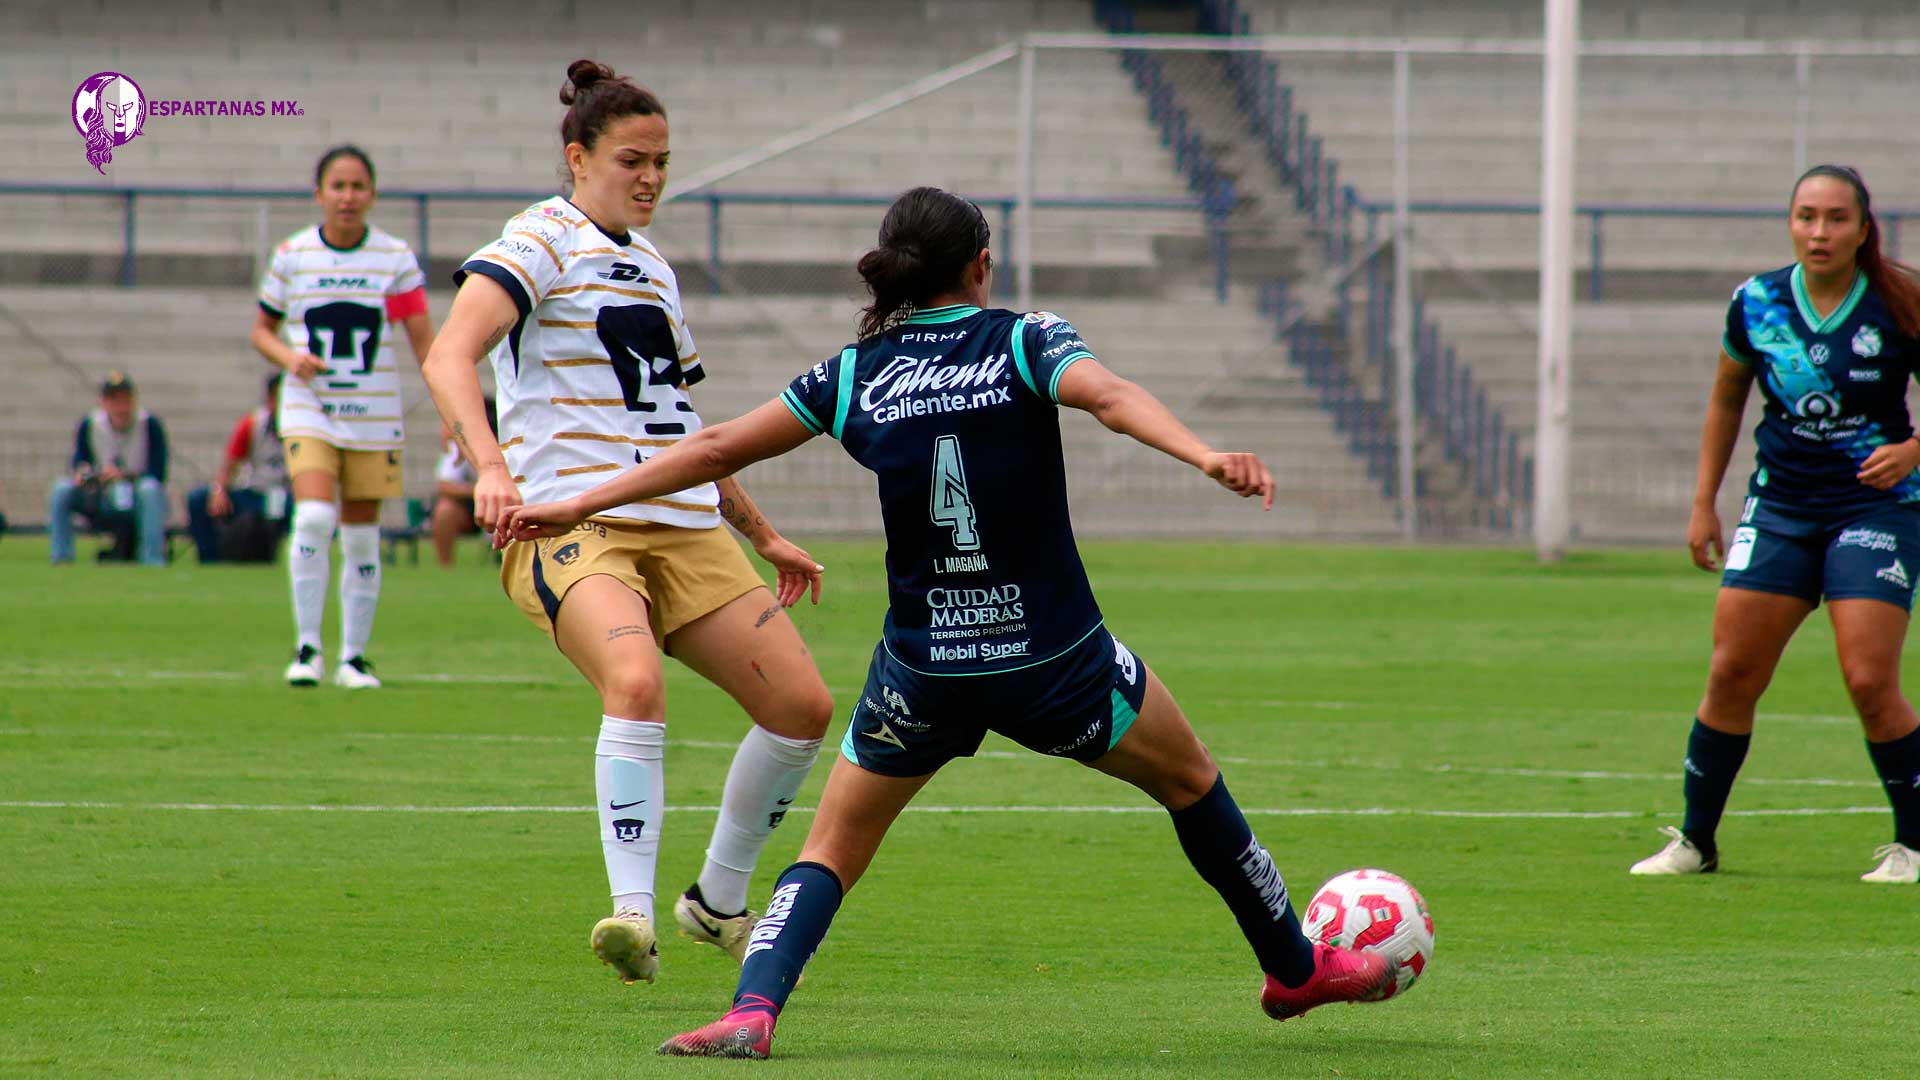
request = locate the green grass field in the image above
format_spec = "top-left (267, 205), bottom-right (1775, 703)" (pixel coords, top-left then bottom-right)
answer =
top-left (2, 535), bottom-right (1915, 1079)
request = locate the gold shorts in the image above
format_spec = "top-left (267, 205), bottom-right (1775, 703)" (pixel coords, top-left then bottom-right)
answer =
top-left (500, 518), bottom-right (766, 649)
top-left (283, 438), bottom-right (403, 501)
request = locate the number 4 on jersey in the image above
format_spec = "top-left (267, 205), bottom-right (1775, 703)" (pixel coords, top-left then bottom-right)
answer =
top-left (929, 434), bottom-right (980, 551)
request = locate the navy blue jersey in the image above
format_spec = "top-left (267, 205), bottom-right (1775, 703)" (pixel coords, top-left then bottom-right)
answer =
top-left (782, 304), bottom-right (1101, 676)
top-left (1723, 265), bottom-right (1920, 512)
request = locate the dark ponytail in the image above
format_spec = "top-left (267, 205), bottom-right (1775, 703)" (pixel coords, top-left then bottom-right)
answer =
top-left (856, 186), bottom-right (992, 340)
top-left (314, 144), bottom-right (374, 189)
top-left (558, 59), bottom-right (666, 192)
top-left (1793, 164), bottom-right (1920, 338)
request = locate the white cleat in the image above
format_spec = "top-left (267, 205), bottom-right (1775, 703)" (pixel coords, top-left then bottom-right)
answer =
top-left (1629, 825), bottom-right (1717, 875)
top-left (591, 909), bottom-right (660, 984)
top-left (1861, 842), bottom-right (1920, 884)
top-left (674, 889), bottom-right (758, 964)
top-left (285, 645), bottom-right (322, 688)
top-left (332, 656), bottom-right (381, 689)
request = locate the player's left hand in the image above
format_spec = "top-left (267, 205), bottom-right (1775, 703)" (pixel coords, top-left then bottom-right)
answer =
top-left (1857, 437), bottom-right (1920, 490)
top-left (495, 497), bottom-right (584, 546)
top-left (1202, 451), bottom-right (1275, 510)
top-left (754, 534), bottom-right (825, 607)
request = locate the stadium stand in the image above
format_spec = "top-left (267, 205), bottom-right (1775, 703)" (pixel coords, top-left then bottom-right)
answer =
top-left (5, 0), bottom-right (1916, 541)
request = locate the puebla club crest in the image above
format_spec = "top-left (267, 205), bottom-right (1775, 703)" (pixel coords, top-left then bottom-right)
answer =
top-left (72, 71), bottom-right (147, 174)
top-left (1853, 324), bottom-right (1883, 359)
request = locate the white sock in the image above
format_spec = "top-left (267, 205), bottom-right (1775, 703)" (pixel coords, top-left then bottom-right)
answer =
top-left (697, 726), bottom-right (822, 915)
top-left (288, 499), bottom-right (337, 652)
top-left (597, 715), bottom-right (665, 918)
top-left (337, 523), bottom-right (382, 660)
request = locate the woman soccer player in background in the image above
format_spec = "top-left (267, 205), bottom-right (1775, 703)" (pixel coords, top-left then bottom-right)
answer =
top-left (1632, 165), bottom-right (1920, 884)
top-left (503, 186), bottom-right (1396, 1059)
top-left (419, 60), bottom-right (833, 986)
top-left (251, 145), bottom-right (434, 689)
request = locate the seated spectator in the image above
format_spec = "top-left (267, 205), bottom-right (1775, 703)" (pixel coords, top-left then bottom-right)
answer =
top-left (187, 373), bottom-right (291, 563)
top-left (430, 396), bottom-right (495, 568)
top-left (49, 372), bottom-right (170, 566)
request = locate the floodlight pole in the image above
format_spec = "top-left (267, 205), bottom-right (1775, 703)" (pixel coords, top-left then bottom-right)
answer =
top-left (1392, 48), bottom-right (1416, 541)
top-left (1534, 0), bottom-right (1579, 561)
top-left (1016, 40), bottom-right (1037, 311)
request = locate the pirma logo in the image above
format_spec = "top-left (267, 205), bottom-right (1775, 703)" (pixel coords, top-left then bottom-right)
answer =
top-left (73, 71), bottom-right (147, 174)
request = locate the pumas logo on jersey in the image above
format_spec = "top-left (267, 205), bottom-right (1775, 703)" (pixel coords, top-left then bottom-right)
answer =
top-left (598, 263), bottom-right (648, 283)
top-left (1809, 344), bottom-right (1830, 366)
top-left (1877, 559), bottom-right (1910, 590)
top-left (552, 542), bottom-right (582, 566)
top-left (1853, 325), bottom-right (1883, 358)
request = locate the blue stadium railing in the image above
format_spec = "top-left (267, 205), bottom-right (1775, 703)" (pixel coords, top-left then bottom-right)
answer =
top-left (1355, 200), bottom-right (1914, 302)
top-left (0, 183), bottom-right (1208, 299)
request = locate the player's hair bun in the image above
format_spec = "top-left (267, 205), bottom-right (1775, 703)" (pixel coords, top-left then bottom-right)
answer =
top-left (856, 188), bottom-right (991, 340)
top-left (561, 59), bottom-right (616, 105)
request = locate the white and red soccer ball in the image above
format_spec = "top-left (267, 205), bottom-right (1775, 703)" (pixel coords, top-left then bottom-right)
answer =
top-left (1302, 868), bottom-right (1434, 999)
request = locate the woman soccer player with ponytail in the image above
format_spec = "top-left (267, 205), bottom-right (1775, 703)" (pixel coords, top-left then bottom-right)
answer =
top-left (503, 186), bottom-right (1396, 1059)
top-left (420, 60), bottom-right (833, 988)
top-left (1632, 165), bottom-right (1920, 884)
top-left (252, 145), bottom-right (434, 689)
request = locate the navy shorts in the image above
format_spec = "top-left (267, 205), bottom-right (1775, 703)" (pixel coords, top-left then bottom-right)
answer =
top-left (839, 626), bottom-right (1150, 777)
top-left (1720, 497), bottom-right (1920, 611)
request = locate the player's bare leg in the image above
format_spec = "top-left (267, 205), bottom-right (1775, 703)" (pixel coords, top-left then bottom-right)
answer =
top-left (659, 758), bottom-right (932, 1058)
top-left (1089, 670), bottom-right (1390, 1019)
top-left (1831, 598), bottom-right (1920, 883)
top-left (556, 574), bottom-right (670, 982)
top-left (665, 588), bottom-right (833, 957)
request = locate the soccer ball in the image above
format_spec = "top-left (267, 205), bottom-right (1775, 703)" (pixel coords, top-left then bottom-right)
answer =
top-left (1302, 868), bottom-right (1434, 999)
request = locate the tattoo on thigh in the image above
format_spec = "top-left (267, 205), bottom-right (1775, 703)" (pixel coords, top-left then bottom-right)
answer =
top-left (754, 604), bottom-right (779, 629)
top-left (607, 624), bottom-right (647, 643)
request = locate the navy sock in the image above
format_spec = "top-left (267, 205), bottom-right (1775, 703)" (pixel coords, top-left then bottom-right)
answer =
top-left (731, 861), bottom-right (843, 1017)
top-left (1866, 727), bottom-right (1920, 850)
top-left (1680, 719), bottom-right (1750, 857)
top-left (1169, 773), bottom-right (1315, 988)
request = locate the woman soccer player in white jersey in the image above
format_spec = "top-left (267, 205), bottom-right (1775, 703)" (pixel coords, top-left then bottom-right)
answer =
top-left (251, 145), bottom-right (434, 689)
top-left (503, 186), bottom-right (1395, 1059)
top-left (419, 60), bottom-right (833, 988)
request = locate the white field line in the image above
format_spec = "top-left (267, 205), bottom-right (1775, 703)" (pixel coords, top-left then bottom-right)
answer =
top-left (0, 730), bottom-right (1881, 788)
top-left (0, 667), bottom-right (1866, 729)
top-left (0, 800), bottom-right (1892, 820)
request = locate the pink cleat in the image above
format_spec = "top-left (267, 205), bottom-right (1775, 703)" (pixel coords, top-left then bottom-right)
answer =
top-left (657, 1002), bottom-right (776, 1060)
top-left (1260, 944), bottom-right (1394, 1021)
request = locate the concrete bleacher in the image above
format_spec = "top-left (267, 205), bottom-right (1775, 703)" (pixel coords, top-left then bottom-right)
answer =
top-left (0, 283), bottom-right (1400, 538)
top-left (0, 0), bottom-right (1203, 280)
top-left (1227, 1), bottom-right (1920, 276)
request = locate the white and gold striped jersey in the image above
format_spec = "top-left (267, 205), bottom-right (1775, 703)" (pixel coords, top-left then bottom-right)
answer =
top-left (258, 224), bottom-right (427, 451)
top-left (456, 196), bottom-right (718, 529)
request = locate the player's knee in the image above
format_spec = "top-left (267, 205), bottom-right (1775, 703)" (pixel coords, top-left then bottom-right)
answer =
top-left (1841, 664), bottom-right (1902, 718)
top-left (598, 669), bottom-right (665, 719)
top-left (1705, 649), bottom-right (1771, 700)
top-left (788, 679), bottom-right (835, 740)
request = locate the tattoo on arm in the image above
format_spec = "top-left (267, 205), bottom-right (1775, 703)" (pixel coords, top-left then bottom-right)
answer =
top-left (480, 314), bottom-right (516, 354)
top-left (607, 625), bottom-right (647, 643)
top-left (451, 420), bottom-right (476, 460)
top-left (754, 604), bottom-right (779, 629)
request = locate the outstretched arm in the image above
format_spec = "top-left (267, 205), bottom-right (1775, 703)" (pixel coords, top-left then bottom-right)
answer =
top-left (500, 397), bottom-right (816, 536)
top-left (1054, 358), bottom-right (1273, 509)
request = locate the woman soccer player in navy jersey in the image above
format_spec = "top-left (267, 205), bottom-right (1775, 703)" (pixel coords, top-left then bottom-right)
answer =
top-left (1631, 166), bottom-right (1920, 885)
top-left (503, 186), bottom-right (1396, 1059)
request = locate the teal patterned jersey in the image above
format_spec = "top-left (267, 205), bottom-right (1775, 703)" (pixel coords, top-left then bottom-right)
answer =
top-left (1723, 264), bottom-right (1920, 511)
